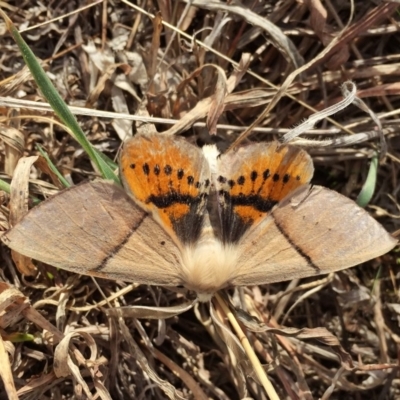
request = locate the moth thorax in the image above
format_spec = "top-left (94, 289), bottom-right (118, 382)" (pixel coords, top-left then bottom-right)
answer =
top-left (181, 240), bottom-right (239, 298)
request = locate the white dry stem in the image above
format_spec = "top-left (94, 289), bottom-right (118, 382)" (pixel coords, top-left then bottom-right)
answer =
top-left (282, 81), bottom-right (357, 144)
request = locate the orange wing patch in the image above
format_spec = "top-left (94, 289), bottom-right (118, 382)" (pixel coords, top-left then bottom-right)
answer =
top-left (120, 133), bottom-right (210, 246)
top-left (217, 141), bottom-right (314, 243)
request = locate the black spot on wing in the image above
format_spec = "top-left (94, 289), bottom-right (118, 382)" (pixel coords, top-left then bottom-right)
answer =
top-left (283, 173), bottom-right (290, 184)
top-left (218, 176), bottom-right (227, 184)
top-left (237, 176), bottom-right (245, 185)
top-left (143, 163), bottom-right (150, 175)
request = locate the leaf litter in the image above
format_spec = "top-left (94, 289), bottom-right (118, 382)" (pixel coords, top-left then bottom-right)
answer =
top-left (0, 1), bottom-right (399, 399)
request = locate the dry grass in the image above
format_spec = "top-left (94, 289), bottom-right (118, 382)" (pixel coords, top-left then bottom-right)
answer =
top-left (0, 1), bottom-right (399, 399)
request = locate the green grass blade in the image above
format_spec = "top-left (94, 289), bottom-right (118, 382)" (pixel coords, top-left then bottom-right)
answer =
top-left (4, 332), bottom-right (35, 343)
top-left (0, 178), bottom-right (41, 205)
top-left (0, 8), bottom-right (119, 184)
top-left (357, 152), bottom-right (378, 208)
top-left (0, 178), bottom-right (11, 193)
top-left (36, 144), bottom-right (71, 188)
top-left (97, 150), bottom-right (118, 171)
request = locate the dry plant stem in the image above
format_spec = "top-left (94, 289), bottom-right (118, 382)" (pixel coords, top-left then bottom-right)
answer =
top-left (18, 1), bottom-right (103, 33)
top-left (151, 347), bottom-right (209, 400)
top-left (214, 293), bottom-right (280, 400)
top-left (0, 336), bottom-right (18, 400)
top-left (123, 0), bottom-right (354, 136)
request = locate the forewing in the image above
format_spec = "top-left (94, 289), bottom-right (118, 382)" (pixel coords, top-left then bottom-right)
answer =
top-left (120, 133), bottom-right (211, 247)
top-left (2, 181), bottom-right (183, 286)
top-left (216, 142), bottom-right (313, 243)
top-left (231, 185), bottom-right (397, 286)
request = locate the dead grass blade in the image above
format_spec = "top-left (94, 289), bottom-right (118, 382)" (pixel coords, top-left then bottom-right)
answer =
top-left (118, 317), bottom-right (186, 400)
top-left (0, 125), bottom-right (24, 175)
top-left (8, 156), bottom-right (38, 275)
top-left (214, 292), bottom-right (280, 400)
top-left (0, 335), bottom-right (17, 400)
top-left (152, 347), bottom-right (209, 400)
top-left (185, 0), bottom-right (304, 70)
top-left (54, 330), bottom-right (109, 400)
top-left (106, 299), bottom-right (197, 319)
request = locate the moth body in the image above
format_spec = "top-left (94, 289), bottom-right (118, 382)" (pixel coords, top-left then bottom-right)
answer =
top-left (180, 239), bottom-right (239, 298)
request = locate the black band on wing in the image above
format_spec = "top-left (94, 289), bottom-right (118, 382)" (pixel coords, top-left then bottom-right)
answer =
top-left (148, 192), bottom-right (207, 245)
top-left (273, 218), bottom-right (321, 273)
top-left (93, 212), bottom-right (147, 272)
top-left (219, 190), bottom-right (278, 244)
top-left (148, 193), bottom-right (204, 208)
top-left (226, 192), bottom-right (277, 212)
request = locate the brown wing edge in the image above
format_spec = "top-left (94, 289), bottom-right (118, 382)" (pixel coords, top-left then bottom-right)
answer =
top-left (271, 184), bottom-right (398, 269)
top-left (1, 181), bottom-right (183, 286)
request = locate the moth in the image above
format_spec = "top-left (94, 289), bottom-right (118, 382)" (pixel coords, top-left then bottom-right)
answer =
top-left (2, 133), bottom-right (397, 301)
